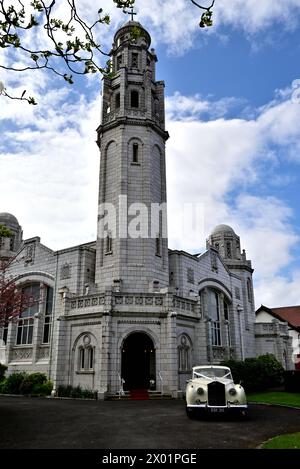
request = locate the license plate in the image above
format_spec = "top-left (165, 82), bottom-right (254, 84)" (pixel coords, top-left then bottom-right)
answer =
top-left (210, 408), bottom-right (225, 413)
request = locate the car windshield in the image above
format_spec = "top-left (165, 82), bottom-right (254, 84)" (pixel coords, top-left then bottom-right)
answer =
top-left (193, 367), bottom-right (232, 380)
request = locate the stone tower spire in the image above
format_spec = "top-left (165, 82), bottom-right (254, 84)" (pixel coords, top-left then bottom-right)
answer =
top-left (95, 20), bottom-right (169, 293)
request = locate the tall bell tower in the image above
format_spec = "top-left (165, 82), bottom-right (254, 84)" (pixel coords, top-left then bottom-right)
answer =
top-left (95, 19), bottom-right (169, 293)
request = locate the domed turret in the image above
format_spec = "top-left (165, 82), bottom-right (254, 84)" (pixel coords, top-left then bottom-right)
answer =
top-left (211, 224), bottom-right (236, 237)
top-left (0, 212), bottom-right (20, 228)
top-left (113, 20), bottom-right (151, 50)
top-left (0, 212), bottom-right (23, 256)
top-left (207, 224), bottom-right (241, 261)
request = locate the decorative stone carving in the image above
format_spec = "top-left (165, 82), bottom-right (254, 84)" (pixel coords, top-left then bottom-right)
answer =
top-left (60, 263), bottom-right (71, 280)
top-left (115, 296), bottom-right (123, 305)
top-left (145, 297), bottom-right (153, 305)
top-left (12, 348), bottom-right (33, 361)
top-left (37, 347), bottom-right (50, 360)
top-left (211, 251), bottom-right (218, 272)
top-left (24, 244), bottom-right (35, 264)
top-left (99, 296), bottom-right (105, 305)
top-left (235, 287), bottom-right (241, 300)
top-left (83, 335), bottom-right (91, 346)
top-left (212, 346), bottom-right (226, 360)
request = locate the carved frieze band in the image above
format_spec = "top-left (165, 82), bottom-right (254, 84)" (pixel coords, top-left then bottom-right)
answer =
top-left (114, 296), bottom-right (164, 306)
top-left (71, 321), bottom-right (102, 327)
top-left (172, 297), bottom-right (195, 312)
top-left (71, 296), bottom-right (105, 309)
top-left (117, 320), bottom-right (161, 325)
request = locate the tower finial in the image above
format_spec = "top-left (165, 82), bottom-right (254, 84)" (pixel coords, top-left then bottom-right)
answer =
top-left (123, 5), bottom-right (137, 21)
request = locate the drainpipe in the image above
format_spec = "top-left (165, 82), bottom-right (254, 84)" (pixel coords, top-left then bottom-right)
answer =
top-left (237, 305), bottom-right (245, 361)
top-left (49, 252), bottom-right (59, 394)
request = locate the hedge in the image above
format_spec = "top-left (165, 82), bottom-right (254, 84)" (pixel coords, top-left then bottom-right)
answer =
top-left (221, 354), bottom-right (284, 392)
top-left (0, 363), bottom-right (7, 382)
top-left (0, 371), bottom-right (53, 396)
top-left (57, 384), bottom-right (97, 399)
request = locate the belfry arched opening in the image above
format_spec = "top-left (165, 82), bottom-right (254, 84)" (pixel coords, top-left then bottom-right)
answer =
top-left (121, 332), bottom-right (156, 390)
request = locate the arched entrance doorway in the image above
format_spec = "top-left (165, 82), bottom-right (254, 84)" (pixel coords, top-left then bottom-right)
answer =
top-left (121, 332), bottom-right (156, 390)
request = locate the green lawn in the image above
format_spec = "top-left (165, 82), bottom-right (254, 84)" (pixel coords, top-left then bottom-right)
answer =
top-left (248, 391), bottom-right (300, 408)
top-left (262, 433), bottom-right (300, 449)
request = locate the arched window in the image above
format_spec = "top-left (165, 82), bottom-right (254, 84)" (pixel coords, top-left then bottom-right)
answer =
top-left (16, 283), bottom-right (39, 345)
top-left (178, 334), bottom-right (192, 372)
top-left (224, 300), bottom-right (231, 346)
top-left (88, 347), bottom-right (94, 370)
top-left (131, 52), bottom-right (138, 68)
top-left (79, 347), bottom-right (85, 370)
top-left (115, 92), bottom-right (120, 109)
top-left (10, 235), bottom-right (15, 251)
top-left (155, 235), bottom-right (161, 256)
top-left (132, 143), bottom-right (139, 163)
top-left (247, 278), bottom-right (252, 303)
top-left (43, 285), bottom-right (53, 343)
top-left (105, 233), bottom-right (112, 254)
top-left (209, 290), bottom-right (221, 346)
top-left (131, 90), bottom-right (139, 108)
top-left (116, 54), bottom-right (122, 71)
top-left (226, 242), bottom-right (232, 258)
top-left (78, 344), bottom-right (94, 372)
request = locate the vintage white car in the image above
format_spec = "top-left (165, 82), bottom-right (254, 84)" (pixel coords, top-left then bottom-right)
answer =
top-left (186, 365), bottom-right (248, 418)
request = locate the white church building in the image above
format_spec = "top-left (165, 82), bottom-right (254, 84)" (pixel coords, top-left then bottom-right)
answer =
top-left (0, 20), bottom-right (293, 398)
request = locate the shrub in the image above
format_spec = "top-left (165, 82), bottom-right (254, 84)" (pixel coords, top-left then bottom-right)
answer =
top-left (0, 379), bottom-right (8, 393)
top-left (221, 354), bottom-right (284, 392)
top-left (56, 384), bottom-right (97, 399)
top-left (81, 388), bottom-right (98, 399)
top-left (19, 372), bottom-right (47, 395)
top-left (70, 385), bottom-right (83, 398)
top-left (2, 372), bottom-right (27, 394)
top-left (31, 380), bottom-right (53, 396)
top-left (0, 364), bottom-right (7, 382)
top-left (57, 384), bottom-right (73, 397)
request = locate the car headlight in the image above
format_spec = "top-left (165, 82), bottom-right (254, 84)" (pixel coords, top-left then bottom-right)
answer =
top-left (197, 387), bottom-right (205, 395)
top-left (229, 388), bottom-right (237, 396)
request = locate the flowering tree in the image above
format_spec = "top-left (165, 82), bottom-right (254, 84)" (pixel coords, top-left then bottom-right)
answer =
top-left (0, 256), bottom-right (38, 328)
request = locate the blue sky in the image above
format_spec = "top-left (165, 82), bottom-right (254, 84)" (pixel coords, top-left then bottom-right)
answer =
top-left (1, 0), bottom-right (300, 308)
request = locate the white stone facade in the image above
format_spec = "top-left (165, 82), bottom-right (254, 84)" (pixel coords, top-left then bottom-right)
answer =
top-left (0, 21), bottom-right (290, 398)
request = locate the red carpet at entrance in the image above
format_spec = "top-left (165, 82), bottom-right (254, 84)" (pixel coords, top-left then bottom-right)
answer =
top-left (129, 389), bottom-right (149, 400)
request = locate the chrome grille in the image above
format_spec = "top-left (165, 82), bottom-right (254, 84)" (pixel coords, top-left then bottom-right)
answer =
top-left (207, 381), bottom-right (226, 406)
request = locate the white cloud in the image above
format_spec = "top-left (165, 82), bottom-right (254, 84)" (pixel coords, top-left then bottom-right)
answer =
top-left (165, 90), bottom-right (300, 307)
top-left (134, 0), bottom-right (300, 53)
top-left (254, 271), bottom-right (300, 308)
top-left (165, 92), bottom-right (244, 121)
top-left (0, 91), bottom-right (100, 250)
